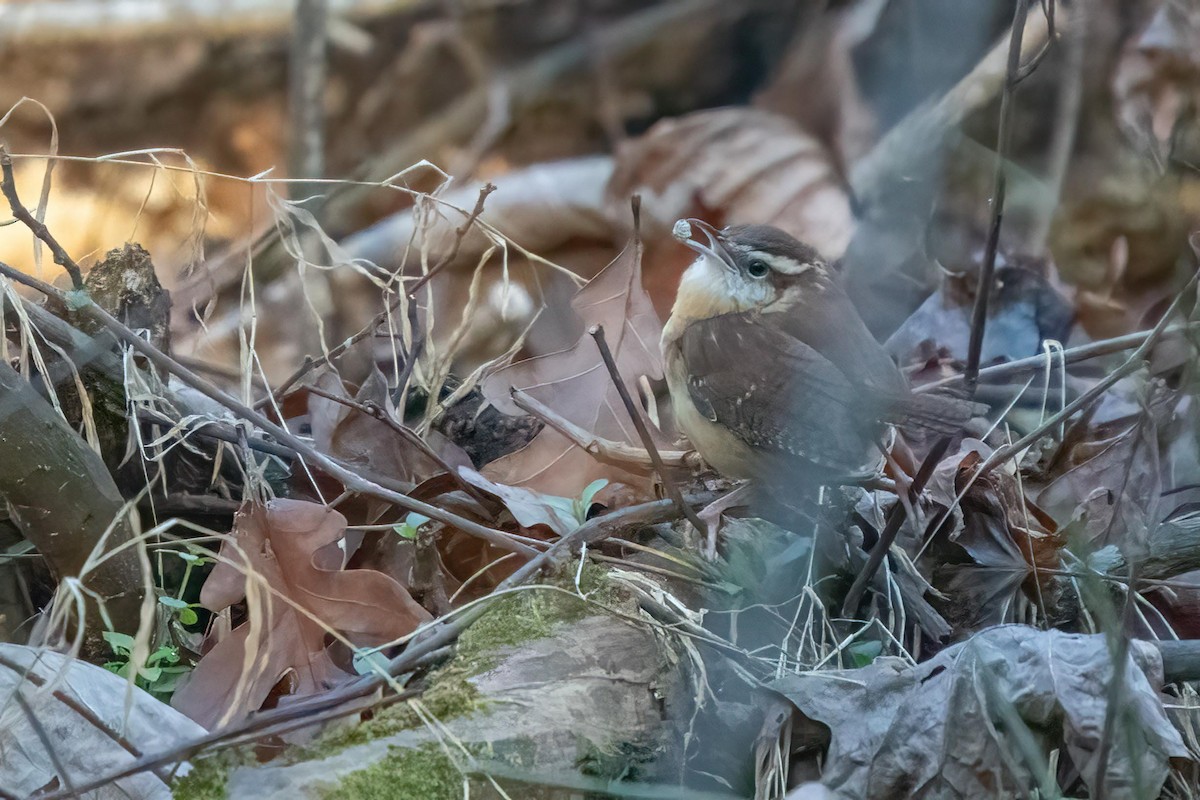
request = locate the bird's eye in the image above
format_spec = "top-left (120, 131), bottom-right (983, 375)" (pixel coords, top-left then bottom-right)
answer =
top-left (746, 259), bottom-right (770, 279)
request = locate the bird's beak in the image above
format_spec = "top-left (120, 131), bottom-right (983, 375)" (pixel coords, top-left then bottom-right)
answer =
top-left (674, 218), bottom-right (736, 272)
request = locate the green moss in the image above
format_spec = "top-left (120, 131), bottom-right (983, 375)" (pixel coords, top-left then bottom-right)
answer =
top-left (457, 562), bottom-right (619, 672)
top-left (315, 671), bottom-right (485, 754)
top-left (171, 753), bottom-right (232, 800)
top-left (575, 735), bottom-right (659, 783)
top-left (477, 734), bottom-right (540, 771)
top-left (319, 743), bottom-right (462, 800)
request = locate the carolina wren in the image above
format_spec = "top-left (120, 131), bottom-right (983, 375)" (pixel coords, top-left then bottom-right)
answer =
top-left (663, 220), bottom-right (975, 495)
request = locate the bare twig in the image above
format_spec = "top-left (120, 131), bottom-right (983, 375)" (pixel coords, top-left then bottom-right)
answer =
top-left (979, 265), bottom-right (1199, 476)
top-left (510, 387), bottom-right (691, 472)
top-left (1093, 408), bottom-right (1154, 800)
top-left (14, 689), bottom-right (78, 798)
top-left (135, 408), bottom-right (296, 461)
top-left (918, 259), bottom-right (1200, 560)
top-left (288, 0), bottom-right (328, 202)
top-left (0, 258), bottom-right (538, 558)
top-left (1029, 0), bottom-right (1079, 254)
top-left (850, 1), bottom-right (1055, 207)
top-left (964, 0), bottom-right (1041, 389)
top-left (0, 146), bottom-right (84, 289)
top-left (591, 324), bottom-right (709, 544)
top-left (301, 381), bottom-right (492, 507)
top-left (0, 652), bottom-right (172, 783)
top-left (39, 490), bottom-right (713, 799)
top-left (33, 681), bottom-right (430, 800)
top-left (1012, 0), bottom-right (1057, 85)
top-left (914, 321), bottom-right (1200, 393)
top-left (840, 437), bottom-right (952, 619)
top-left (174, 354), bottom-right (270, 388)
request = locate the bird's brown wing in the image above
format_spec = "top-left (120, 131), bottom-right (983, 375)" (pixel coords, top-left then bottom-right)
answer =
top-left (679, 312), bottom-right (888, 475)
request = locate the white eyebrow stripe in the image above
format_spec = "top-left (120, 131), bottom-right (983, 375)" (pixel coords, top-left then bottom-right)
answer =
top-left (757, 252), bottom-right (814, 275)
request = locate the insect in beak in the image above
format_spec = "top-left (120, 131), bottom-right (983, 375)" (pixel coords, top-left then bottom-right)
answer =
top-left (673, 218), bottom-right (737, 272)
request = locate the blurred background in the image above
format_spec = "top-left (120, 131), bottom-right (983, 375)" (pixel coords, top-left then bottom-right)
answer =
top-left (0, 0), bottom-right (1197, 391)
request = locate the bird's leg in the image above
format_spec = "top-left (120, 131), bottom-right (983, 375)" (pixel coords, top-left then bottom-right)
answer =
top-left (696, 482), bottom-right (753, 559)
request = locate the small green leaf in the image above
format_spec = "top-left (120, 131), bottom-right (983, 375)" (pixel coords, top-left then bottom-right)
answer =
top-left (102, 631), bottom-right (136, 654)
top-left (847, 640), bottom-right (884, 668)
top-left (569, 479), bottom-right (610, 522)
top-left (579, 479), bottom-right (608, 508)
top-left (177, 606), bottom-right (199, 626)
top-left (146, 646), bottom-right (180, 666)
top-left (175, 551), bottom-right (203, 564)
top-left (352, 649), bottom-right (390, 675)
top-left (394, 511), bottom-right (432, 540)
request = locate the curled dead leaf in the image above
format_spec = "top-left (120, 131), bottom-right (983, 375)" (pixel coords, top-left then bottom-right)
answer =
top-left (307, 367), bottom-right (452, 484)
top-left (606, 108), bottom-right (855, 261)
top-left (172, 499), bottom-right (431, 730)
top-left (771, 627), bottom-right (1187, 799)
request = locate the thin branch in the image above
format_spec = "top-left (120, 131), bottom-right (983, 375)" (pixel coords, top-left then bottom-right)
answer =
top-left (979, 264), bottom-right (1199, 476)
top-left (850, 0), bottom-right (1054, 206)
top-left (914, 322), bottom-right (1200, 393)
top-left (510, 386), bottom-right (691, 472)
top-left (302, 381), bottom-right (493, 507)
top-left (840, 437), bottom-right (952, 619)
top-left (406, 182), bottom-right (496, 297)
top-left (40, 490), bottom-right (714, 799)
top-left (14, 689), bottom-right (78, 798)
top-left (288, 0), bottom-right (328, 202)
top-left (1093, 410), bottom-right (1153, 800)
top-left (135, 408), bottom-right (296, 461)
top-left (918, 260), bottom-right (1200, 557)
top-left (0, 652), bottom-right (173, 784)
top-left (590, 324), bottom-right (709, 544)
top-left (33, 676), bottom-right (432, 800)
top-left (964, 0), bottom-right (1038, 389)
top-left (1012, 0), bottom-right (1057, 85)
top-left (0, 146), bottom-right (84, 289)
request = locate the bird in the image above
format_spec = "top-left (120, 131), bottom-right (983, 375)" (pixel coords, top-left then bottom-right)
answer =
top-left (662, 220), bottom-right (980, 551)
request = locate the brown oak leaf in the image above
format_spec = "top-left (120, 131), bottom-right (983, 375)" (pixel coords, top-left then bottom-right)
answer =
top-left (172, 499), bottom-right (431, 730)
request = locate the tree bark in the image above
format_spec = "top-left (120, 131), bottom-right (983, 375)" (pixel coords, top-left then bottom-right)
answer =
top-left (0, 360), bottom-right (146, 653)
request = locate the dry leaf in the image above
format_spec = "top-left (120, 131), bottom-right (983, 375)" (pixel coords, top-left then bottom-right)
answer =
top-left (458, 466), bottom-right (583, 537)
top-left (308, 366), bottom-right (448, 483)
top-left (772, 628), bottom-right (1187, 800)
top-left (1037, 401), bottom-right (1165, 552)
top-left (885, 261), bottom-right (1073, 367)
top-left (172, 500), bottom-right (431, 730)
top-left (930, 449), bottom-right (1063, 631)
top-left (0, 644), bottom-right (208, 800)
top-left (478, 235), bottom-right (665, 497)
top-left (1113, 2), bottom-right (1200, 164)
top-left (606, 108), bottom-right (855, 260)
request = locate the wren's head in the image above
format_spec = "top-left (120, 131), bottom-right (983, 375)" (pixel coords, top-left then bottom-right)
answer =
top-left (664, 220), bottom-right (830, 340)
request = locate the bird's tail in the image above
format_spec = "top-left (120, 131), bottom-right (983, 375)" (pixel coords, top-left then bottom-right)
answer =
top-left (891, 389), bottom-right (988, 437)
